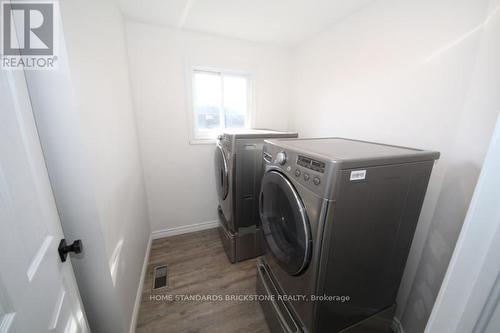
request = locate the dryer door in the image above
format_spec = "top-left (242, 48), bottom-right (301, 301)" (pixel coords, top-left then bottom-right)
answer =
top-left (260, 170), bottom-right (311, 276)
top-left (214, 142), bottom-right (229, 200)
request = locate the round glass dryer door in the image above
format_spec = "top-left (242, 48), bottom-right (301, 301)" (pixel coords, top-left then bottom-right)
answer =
top-left (260, 170), bottom-right (311, 276)
top-left (214, 143), bottom-right (229, 200)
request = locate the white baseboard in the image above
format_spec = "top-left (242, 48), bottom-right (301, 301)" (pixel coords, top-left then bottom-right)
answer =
top-left (151, 220), bottom-right (220, 240)
top-left (129, 234), bottom-right (152, 333)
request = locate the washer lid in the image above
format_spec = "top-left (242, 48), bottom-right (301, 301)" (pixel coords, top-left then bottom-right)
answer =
top-left (265, 137), bottom-right (439, 168)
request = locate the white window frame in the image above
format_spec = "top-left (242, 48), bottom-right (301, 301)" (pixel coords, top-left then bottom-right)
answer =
top-left (187, 66), bottom-right (254, 144)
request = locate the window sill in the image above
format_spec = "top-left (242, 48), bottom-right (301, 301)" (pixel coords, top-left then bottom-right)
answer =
top-left (189, 138), bottom-right (217, 145)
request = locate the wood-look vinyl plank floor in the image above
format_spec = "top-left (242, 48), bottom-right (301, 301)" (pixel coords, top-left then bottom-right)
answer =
top-left (136, 228), bottom-right (270, 333)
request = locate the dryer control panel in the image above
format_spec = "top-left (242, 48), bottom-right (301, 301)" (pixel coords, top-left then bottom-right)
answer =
top-left (297, 155), bottom-right (325, 173)
top-left (263, 144), bottom-right (330, 197)
top-left (292, 154), bottom-right (325, 188)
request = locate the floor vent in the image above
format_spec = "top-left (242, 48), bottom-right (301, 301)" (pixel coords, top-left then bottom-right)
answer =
top-left (153, 265), bottom-right (168, 290)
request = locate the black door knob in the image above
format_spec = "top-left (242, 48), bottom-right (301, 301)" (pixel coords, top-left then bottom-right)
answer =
top-left (58, 239), bottom-right (83, 262)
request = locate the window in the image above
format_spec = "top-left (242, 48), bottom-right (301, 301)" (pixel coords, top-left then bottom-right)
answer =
top-left (191, 68), bottom-right (251, 141)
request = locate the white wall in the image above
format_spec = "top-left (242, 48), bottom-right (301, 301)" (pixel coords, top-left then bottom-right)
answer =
top-left (291, 0), bottom-right (500, 332)
top-left (25, 0), bottom-right (151, 332)
top-left (125, 22), bottom-right (294, 233)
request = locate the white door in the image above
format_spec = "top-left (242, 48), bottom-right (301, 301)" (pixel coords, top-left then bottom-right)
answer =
top-left (425, 115), bottom-right (500, 332)
top-left (0, 67), bottom-right (90, 332)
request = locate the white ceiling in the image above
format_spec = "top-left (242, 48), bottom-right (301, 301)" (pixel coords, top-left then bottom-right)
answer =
top-left (117, 0), bottom-right (372, 47)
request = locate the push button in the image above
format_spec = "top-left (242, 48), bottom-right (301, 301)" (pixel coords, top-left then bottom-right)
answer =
top-left (313, 177), bottom-right (321, 185)
top-left (295, 169), bottom-right (301, 177)
top-left (303, 173), bottom-right (310, 181)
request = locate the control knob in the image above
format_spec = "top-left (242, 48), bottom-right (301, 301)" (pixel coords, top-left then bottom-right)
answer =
top-left (275, 151), bottom-right (287, 165)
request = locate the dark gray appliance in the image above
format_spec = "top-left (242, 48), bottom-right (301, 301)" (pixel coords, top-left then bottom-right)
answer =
top-left (215, 129), bottom-right (298, 263)
top-left (257, 138), bottom-right (439, 332)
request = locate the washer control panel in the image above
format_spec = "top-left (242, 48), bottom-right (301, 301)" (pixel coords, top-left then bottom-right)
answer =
top-left (297, 155), bottom-right (325, 173)
top-left (220, 134), bottom-right (232, 153)
top-left (292, 154), bottom-right (326, 187)
top-left (263, 144), bottom-right (329, 195)
top-left (275, 151), bottom-right (287, 165)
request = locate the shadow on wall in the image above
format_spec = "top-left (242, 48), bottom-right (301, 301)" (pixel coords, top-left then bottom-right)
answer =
top-left (402, 161), bottom-right (482, 333)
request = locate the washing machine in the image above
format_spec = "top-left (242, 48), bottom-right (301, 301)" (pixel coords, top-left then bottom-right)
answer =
top-left (215, 129), bottom-right (298, 263)
top-left (257, 138), bottom-right (439, 332)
